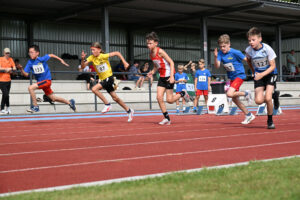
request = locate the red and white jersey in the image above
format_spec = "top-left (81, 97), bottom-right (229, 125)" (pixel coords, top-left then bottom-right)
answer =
top-left (150, 47), bottom-right (173, 77)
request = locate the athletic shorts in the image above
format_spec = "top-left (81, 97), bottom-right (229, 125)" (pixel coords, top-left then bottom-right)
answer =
top-left (230, 77), bottom-right (244, 91)
top-left (196, 90), bottom-right (208, 96)
top-left (254, 74), bottom-right (277, 89)
top-left (157, 77), bottom-right (174, 90)
top-left (99, 76), bottom-right (115, 93)
top-left (37, 80), bottom-right (53, 96)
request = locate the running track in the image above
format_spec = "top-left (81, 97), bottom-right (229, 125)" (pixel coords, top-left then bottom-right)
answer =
top-left (0, 106), bottom-right (300, 196)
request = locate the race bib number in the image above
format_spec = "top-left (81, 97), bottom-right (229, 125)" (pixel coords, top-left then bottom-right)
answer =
top-left (253, 57), bottom-right (269, 68)
top-left (223, 63), bottom-right (235, 72)
top-left (198, 76), bottom-right (206, 82)
top-left (33, 63), bottom-right (45, 74)
top-left (96, 63), bottom-right (109, 72)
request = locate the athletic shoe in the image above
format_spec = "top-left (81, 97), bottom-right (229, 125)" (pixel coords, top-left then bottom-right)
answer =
top-left (245, 90), bottom-right (253, 105)
top-left (0, 110), bottom-right (8, 115)
top-left (101, 104), bottom-right (112, 113)
top-left (241, 113), bottom-right (255, 124)
top-left (193, 109), bottom-right (197, 113)
top-left (182, 89), bottom-right (190, 102)
top-left (267, 121), bottom-right (275, 129)
top-left (159, 118), bottom-right (171, 125)
top-left (6, 107), bottom-right (11, 114)
top-left (273, 90), bottom-right (280, 110)
top-left (69, 99), bottom-right (76, 112)
top-left (176, 109), bottom-right (180, 114)
top-left (127, 108), bottom-right (134, 122)
top-left (27, 106), bottom-right (40, 113)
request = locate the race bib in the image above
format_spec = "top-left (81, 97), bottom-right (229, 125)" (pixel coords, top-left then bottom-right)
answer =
top-left (223, 63), bottom-right (235, 72)
top-left (96, 63), bottom-right (109, 73)
top-left (198, 75), bottom-right (206, 82)
top-left (253, 57), bottom-right (269, 68)
top-left (179, 78), bottom-right (185, 84)
top-left (33, 63), bottom-right (45, 74)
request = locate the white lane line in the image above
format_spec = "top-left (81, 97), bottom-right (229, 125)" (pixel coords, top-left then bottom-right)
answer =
top-left (1, 121), bottom-right (298, 146)
top-left (1, 139), bottom-right (300, 174)
top-left (1, 154), bottom-right (299, 197)
top-left (0, 129), bottom-right (298, 157)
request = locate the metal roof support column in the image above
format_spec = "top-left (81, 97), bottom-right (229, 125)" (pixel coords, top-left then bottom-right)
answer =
top-left (275, 25), bottom-right (282, 82)
top-left (26, 20), bottom-right (33, 57)
top-left (101, 7), bottom-right (109, 52)
top-left (200, 16), bottom-right (208, 66)
top-left (127, 29), bottom-right (134, 63)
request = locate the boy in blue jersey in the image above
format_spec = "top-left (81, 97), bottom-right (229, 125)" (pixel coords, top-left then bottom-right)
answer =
top-left (174, 65), bottom-right (189, 112)
top-left (214, 34), bottom-right (255, 125)
top-left (193, 59), bottom-right (211, 113)
top-left (245, 27), bottom-right (279, 129)
top-left (17, 45), bottom-right (76, 113)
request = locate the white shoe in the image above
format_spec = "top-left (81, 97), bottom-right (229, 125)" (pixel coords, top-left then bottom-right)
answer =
top-left (241, 113), bottom-right (255, 124)
top-left (245, 90), bottom-right (252, 105)
top-left (6, 107), bottom-right (11, 114)
top-left (159, 118), bottom-right (171, 125)
top-left (101, 104), bottom-right (112, 113)
top-left (127, 108), bottom-right (134, 122)
top-left (0, 110), bottom-right (8, 115)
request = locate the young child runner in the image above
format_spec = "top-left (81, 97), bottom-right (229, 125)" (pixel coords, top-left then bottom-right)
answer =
top-left (214, 34), bottom-right (255, 124)
top-left (193, 59), bottom-right (211, 113)
top-left (174, 64), bottom-right (189, 113)
top-left (17, 45), bottom-right (76, 113)
top-left (81, 42), bottom-right (134, 122)
top-left (146, 32), bottom-right (189, 125)
top-left (245, 27), bottom-right (279, 129)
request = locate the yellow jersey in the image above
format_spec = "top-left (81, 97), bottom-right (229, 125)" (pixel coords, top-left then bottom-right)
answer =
top-left (87, 53), bottom-right (113, 80)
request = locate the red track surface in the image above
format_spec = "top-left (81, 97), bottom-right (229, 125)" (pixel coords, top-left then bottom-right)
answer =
top-left (1, 110), bottom-right (300, 194)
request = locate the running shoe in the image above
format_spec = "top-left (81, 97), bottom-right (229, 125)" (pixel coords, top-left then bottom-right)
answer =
top-left (159, 118), bottom-right (171, 125)
top-left (241, 113), bottom-right (255, 124)
top-left (0, 110), bottom-right (8, 115)
top-left (101, 104), bottom-right (112, 113)
top-left (27, 106), bottom-right (40, 113)
top-left (69, 99), bottom-right (76, 112)
top-left (267, 121), bottom-right (275, 129)
top-left (128, 108), bottom-right (134, 122)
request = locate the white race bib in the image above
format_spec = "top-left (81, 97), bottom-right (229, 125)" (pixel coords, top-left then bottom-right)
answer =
top-left (198, 75), bottom-right (206, 82)
top-left (33, 63), bottom-right (45, 74)
top-left (96, 63), bottom-right (109, 72)
top-left (223, 63), bottom-right (235, 72)
top-left (253, 57), bottom-right (269, 68)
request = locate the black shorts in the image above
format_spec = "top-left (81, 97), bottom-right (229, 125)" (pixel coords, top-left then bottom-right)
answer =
top-left (99, 76), bottom-right (115, 93)
top-left (157, 77), bottom-right (174, 89)
top-left (254, 74), bottom-right (277, 89)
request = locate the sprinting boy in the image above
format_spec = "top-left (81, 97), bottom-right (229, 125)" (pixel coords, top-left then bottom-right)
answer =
top-left (81, 42), bottom-right (134, 122)
top-left (174, 64), bottom-right (189, 113)
top-left (214, 34), bottom-right (255, 124)
top-left (146, 32), bottom-right (189, 125)
top-left (17, 45), bottom-right (76, 113)
top-left (245, 27), bottom-right (279, 129)
top-left (193, 59), bottom-right (211, 113)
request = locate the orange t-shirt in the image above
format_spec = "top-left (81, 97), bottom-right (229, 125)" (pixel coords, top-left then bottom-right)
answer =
top-left (0, 57), bottom-right (15, 82)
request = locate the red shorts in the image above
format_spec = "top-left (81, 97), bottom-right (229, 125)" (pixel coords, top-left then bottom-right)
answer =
top-left (230, 77), bottom-right (244, 91)
top-left (196, 90), bottom-right (208, 96)
top-left (37, 80), bottom-right (53, 96)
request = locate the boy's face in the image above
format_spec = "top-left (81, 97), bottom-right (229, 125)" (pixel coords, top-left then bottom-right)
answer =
top-left (147, 40), bottom-right (157, 51)
top-left (28, 48), bottom-right (39, 59)
top-left (91, 47), bottom-right (101, 57)
top-left (199, 62), bottom-right (205, 69)
top-left (248, 35), bottom-right (262, 49)
top-left (219, 42), bottom-right (230, 54)
top-left (178, 67), bottom-right (183, 73)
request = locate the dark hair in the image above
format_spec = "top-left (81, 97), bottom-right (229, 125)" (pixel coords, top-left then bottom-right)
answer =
top-left (247, 27), bottom-right (262, 38)
top-left (91, 42), bottom-right (105, 53)
top-left (146, 32), bottom-right (159, 42)
top-left (29, 45), bottom-right (40, 52)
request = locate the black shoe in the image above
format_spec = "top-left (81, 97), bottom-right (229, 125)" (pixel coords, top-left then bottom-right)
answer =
top-left (267, 121), bottom-right (275, 129)
top-left (273, 90), bottom-right (280, 110)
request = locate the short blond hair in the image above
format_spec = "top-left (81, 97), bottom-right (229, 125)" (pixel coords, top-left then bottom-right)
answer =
top-left (218, 34), bottom-right (230, 44)
top-left (177, 64), bottom-right (184, 70)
